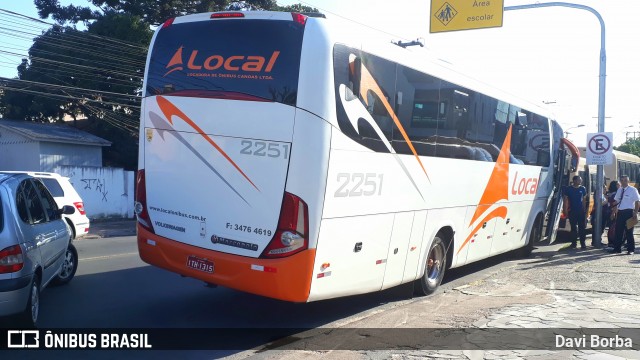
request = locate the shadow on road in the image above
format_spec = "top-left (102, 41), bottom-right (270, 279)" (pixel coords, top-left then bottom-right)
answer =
top-left (1, 237), bottom-right (609, 360)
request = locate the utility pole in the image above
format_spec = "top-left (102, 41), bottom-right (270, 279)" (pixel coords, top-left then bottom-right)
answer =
top-left (505, 2), bottom-right (607, 247)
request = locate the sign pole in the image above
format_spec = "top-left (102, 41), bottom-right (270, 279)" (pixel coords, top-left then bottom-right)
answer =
top-left (504, 2), bottom-right (606, 247)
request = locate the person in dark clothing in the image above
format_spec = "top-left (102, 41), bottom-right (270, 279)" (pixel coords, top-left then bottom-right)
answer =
top-left (563, 175), bottom-right (587, 249)
top-left (605, 180), bottom-right (620, 247)
top-left (609, 175), bottom-right (639, 255)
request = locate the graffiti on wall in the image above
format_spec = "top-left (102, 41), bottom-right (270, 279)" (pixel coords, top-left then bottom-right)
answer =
top-left (54, 165), bottom-right (134, 219)
top-left (81, 178), bottom-right (109, 202)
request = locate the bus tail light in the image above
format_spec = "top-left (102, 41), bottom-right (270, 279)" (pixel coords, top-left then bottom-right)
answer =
top-left (162, 18), bottom-right (175, 28)
top-left (261, 192), bottom-right (309, 259)
top-left (211, 12), bottom-right (245, 19)
top-left (0, 245), bottom-right (24, 273)
top-left (135, 169), bottom-right (155, 233)
top-left (291, 13), bottom-right (307, 26)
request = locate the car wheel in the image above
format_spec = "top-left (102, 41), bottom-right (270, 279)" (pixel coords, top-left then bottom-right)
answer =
top-left (52, 244), bottom-right (78, 286)
top-left (414, 236), bottom-right (447, 296)
top-left (17, 274), bottom-right (40, 327)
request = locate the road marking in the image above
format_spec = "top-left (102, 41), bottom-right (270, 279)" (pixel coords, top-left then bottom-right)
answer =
top-left (80, 252), bottom-right (139, 261)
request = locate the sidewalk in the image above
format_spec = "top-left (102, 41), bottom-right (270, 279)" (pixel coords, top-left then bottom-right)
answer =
top-left (82, 218), bottom-right (137, 239)
top-left (230, 231), bottom-right (640, 359)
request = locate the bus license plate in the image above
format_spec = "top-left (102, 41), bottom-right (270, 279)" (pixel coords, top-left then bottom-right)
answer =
top-left (186, 256), bottom-right (214, 273)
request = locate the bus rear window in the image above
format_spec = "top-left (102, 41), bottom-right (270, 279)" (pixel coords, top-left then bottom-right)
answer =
top-left (145, 19), bottom-right (304, 106)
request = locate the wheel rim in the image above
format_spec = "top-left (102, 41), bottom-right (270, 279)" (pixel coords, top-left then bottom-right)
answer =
top-left (30, 281), bottom-right (39, 324)
top-left (58, 249), bottom-right (75, 280)
top-left (427, 243), bottom-right (444, 285)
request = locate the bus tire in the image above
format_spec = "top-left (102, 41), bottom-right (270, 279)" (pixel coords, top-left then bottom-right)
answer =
top-left (414, 236), bottom-right (447, 296)
top-left (521, 216), bottom-right (542, 258)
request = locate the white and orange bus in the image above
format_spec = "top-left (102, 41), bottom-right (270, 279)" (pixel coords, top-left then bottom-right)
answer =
top-left (578, 147), bottom-right (640, 187)
top-left (136, 11), bottom-right (562, 302)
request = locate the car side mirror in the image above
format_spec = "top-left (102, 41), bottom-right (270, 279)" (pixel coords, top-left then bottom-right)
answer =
top-left (61, 205), bottom-right (76, 215)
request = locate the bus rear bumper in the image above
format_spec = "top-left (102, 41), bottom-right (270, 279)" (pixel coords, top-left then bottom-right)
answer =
top-left (137, 225), bottom-right (315, 302)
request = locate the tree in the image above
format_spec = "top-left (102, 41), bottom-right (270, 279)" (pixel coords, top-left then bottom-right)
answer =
top-left (33, 0), bottom-right (300, 26)
top-left (274, 3), bottom-right (319, 13)
top-left (615, 138), bottom-right (640, 158)
top-left (0, 12), bottom-right (151, 169)
top-left (1, 0), bottom-right (321, 169)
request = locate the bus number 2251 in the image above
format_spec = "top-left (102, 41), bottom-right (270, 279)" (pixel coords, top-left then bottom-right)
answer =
top-left (335, 173), bottom-right (384, 197)
top-left (240, 140), bottom-right (290, 159)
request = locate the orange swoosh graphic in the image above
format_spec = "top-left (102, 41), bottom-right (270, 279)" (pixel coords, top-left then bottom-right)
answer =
top-left (156, 96), bottom-right (259, 191)
top-left (163, 66), bottom-right (183, 77)
top-left (358, 63), bottom-right (430, 182)
top-left (457, 206), bottom-right (508, 254)
top-left (469, 126), bottom-right (512, 226)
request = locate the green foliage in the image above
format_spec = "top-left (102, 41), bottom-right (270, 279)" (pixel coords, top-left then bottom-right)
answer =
top-left (1, 0), bottom-right (322, 169)
top-left (274, 3), bottom-right (320, 13)
top-left (0, 12), bottom-right (151, 169)
top-left (33, 0), bottom-right (311, 26)
top-left (614, 138), bottom-right (640, 158)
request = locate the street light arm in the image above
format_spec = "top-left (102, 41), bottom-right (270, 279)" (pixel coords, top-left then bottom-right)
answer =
top-left (505, 2), bottom-right (606, 133)
top-left (505, 2), bottom-right (607, 246)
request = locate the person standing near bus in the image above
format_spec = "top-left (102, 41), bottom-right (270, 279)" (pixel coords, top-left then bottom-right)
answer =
top-left (610, 175), bottom-right (639, 255)
top-left (605, 180), bottom-right (620, 247)
top-left (563, 175), bottom-right (587, 249)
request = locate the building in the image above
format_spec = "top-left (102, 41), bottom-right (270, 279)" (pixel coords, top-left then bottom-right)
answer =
top-left (0, 119), bottom-right (111, 172)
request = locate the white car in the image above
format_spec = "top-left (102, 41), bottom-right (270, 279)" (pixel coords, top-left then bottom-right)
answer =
top-left (4, 172), bottom-right (90, 240)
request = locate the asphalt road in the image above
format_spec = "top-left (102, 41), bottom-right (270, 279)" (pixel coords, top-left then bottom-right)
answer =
top-left (0, 233), bottom-right (537, 359)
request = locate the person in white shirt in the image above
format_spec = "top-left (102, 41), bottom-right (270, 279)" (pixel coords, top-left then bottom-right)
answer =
top-left (610, 175), bottom-right (640, 254)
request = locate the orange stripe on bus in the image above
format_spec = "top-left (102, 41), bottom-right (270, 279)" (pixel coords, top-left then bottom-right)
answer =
top-left (469, 126), bottom-right (512, 226)
top-left (156, 96), bottom-right (259, 191)
top-left (457, 206), bottom-right (508, 254)
top-left (358, 63), bottom-right (430, 182)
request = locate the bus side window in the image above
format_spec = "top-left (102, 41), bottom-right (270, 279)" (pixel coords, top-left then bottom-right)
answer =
top-left (333, 45), bottom-right (395, 153)
top-left (357, 53), bottom-right (396, 142)
top-left (395, 64), bottom-right (441, 157)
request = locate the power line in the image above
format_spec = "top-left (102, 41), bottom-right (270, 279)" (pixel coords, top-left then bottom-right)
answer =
top-left (296, 0), bottom-right (410, 41)
top-left (31, 71), bottom-right (142, 132)
top-left (1, 77), bottom-right (140, 100)
top-left (0, 39), bottom-right (145, 71)
top-left (23, 64), bottom-right (141, 88)
top-left (0, 8), bottom-right (148, 50)
top-left (0, 27), bottom-right (148, 58)
top-left (0, 85), bottom-right (140, 108)
top-left (0, 8), bottom-right (145, 135)
top-left (0, 50), bottom-right (143, 79)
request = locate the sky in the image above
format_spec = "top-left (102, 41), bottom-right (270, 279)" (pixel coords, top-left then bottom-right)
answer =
top-left (1, 0), bottom-right (639, 147)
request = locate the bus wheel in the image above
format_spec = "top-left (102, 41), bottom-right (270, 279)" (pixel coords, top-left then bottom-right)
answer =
top-left (521, 217), bottom-right (542, 258)
top-left (414, 236), bottom-right (446, 296)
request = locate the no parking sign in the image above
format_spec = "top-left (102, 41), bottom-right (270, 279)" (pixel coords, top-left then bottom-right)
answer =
top-left (586, 132), bottom-right (613, 165)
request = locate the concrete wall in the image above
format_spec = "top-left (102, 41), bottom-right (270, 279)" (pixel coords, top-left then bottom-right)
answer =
top-left (40, 142), bottom-right (102, 172)
top-left (0, 130), bottom-right (40, 171)
top-left (54, 165), bottom-right (135, 219)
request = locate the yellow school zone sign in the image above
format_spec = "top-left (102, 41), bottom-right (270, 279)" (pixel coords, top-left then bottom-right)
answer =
top-left (430, 0), bottom-right (504, 33)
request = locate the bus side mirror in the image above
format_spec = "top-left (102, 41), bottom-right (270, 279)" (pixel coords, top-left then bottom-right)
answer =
top-left (349, 57), bottom-right (362, 99)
